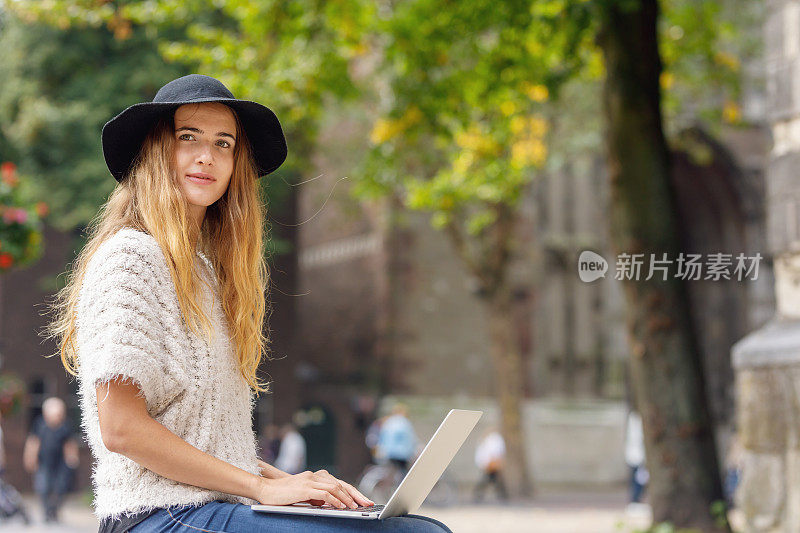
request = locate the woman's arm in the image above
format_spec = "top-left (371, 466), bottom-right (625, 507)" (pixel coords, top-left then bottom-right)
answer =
top-left (97, 378), bottom-right (262, 500)
top-left (257, 459), bottom-right (289, 479)
top-left (96, 378), bottom-right (365, 508)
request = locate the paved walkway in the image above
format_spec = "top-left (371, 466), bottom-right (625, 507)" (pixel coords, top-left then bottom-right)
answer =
top-left (0, 491), bottom-right (744, 532)
top-left (0, 494), bottom-right (98, 532)
top-left (420, 490), bottom-right (652, 533)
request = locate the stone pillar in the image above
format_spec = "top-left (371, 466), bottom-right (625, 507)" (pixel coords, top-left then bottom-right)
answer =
top-left (733, 2), bottom-right (800, 531)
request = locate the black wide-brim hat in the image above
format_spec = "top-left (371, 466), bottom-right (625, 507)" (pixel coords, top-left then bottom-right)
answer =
top-left (102, 74), bottom-right (288, 182)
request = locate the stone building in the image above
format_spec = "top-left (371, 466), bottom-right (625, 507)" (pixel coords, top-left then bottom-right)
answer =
top-left (732, 1), bottom-right (800, 531)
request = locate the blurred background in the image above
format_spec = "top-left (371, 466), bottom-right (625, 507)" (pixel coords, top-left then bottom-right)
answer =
top-left (0, 0), bottom-right (791, 532)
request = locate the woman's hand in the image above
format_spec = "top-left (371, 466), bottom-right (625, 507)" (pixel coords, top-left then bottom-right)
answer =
top-left (303, 469), bottom-right (374, 508)
top-left (254, 469), bottom-right (374, 509)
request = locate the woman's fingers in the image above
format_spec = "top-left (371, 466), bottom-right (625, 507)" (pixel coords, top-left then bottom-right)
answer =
top-left (312, 488), bottom-right (348, 509)
top-left (341, 480), bottom-right (375, 506)
top-left (335, 484), bottom-right (358, 509)
top-left (314, 481), bottom-right (357, 509)
top-left (313, 470), bottom-right (359, 508)
top-left (311, 469), bottom-right (373, 507)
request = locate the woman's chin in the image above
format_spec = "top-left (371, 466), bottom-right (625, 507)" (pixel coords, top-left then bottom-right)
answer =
top-left (182, 192), bottom-right (218, 208)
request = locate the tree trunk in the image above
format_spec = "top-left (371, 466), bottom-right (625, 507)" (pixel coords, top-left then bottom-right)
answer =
top-left (484, 286), bottom-right (532, 498)
top-left (597, 1), bottom-right (728, 530)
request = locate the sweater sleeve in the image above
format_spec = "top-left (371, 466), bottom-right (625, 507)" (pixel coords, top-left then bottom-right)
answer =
top-left (76, 235), bottom-right (185, 414)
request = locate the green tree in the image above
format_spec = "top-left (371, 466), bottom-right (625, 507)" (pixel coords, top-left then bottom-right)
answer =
top-left (588, 0), bottom-right (755, 529)
top-left (3, 0), bottom-right (374, 262)
top-left (5, 0), bottom-right (370, 175)
top-left (349, 0), bottom-right (600, 496)
top-left (0, 4), bottom-right (191, 230)
top-left (355, 0), bottom-right (757, 510)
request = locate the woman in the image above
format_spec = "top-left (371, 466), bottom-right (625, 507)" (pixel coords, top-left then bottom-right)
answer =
top-left (44, 74), bottom-right (451, 533)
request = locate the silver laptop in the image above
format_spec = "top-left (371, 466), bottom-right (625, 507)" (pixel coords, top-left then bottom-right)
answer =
top-left (251, 409), bottom-right (482, 520)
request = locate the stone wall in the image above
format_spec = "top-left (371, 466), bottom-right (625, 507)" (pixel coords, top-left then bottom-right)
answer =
top-left (732, 1), bottom-right (800, 532)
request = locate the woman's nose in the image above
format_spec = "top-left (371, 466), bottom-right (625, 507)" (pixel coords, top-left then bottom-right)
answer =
top-left (194, 142), bottom-right (215, 164)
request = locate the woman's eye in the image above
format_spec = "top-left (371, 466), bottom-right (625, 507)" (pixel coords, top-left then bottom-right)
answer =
top-left (177, 134), bottom-right (230, 148)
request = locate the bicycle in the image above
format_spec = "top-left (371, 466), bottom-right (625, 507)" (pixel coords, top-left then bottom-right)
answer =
top-left (357, 461), bottom-right (403, 504)
top-left (356, 460), bottom-right (459, 507)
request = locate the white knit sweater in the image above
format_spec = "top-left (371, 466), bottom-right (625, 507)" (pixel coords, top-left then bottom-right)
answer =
top-left (75, 227), bottom-right (261, 520)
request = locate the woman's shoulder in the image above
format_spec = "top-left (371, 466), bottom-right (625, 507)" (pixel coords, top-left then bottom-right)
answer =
top-left (84, 227), bottom-right (168, 287)
top-left (92, 226), bottom-right (162, 259)
top-left (100, 226), bottom-right (160, 254)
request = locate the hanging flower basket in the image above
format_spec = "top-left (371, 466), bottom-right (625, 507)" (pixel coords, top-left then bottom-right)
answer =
top-left (0, 373), bottom-right (26, 417)
top-left (0, 162), bottom-right (47, 273)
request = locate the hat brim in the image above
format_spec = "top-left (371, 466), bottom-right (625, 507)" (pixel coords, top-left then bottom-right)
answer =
top-left (101, 97), bottom-right (288, 182)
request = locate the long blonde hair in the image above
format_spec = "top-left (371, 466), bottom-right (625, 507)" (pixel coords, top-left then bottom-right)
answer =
top-left (42, 108), bottom-right (272, 394)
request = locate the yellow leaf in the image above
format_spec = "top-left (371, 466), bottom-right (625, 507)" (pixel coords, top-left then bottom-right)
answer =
top-left (528, 116), bottom-right (549, 138)
top-left (432, 212), bottom-right (449, 228)
top-left (660, 71), bottom-right (674, 90)
top-left (400, 106), bottom-right (423, 127)
top-left (370, 107), bottom-right (421, 145)
top-left (453, 152), bottom-right (474, 174)
top-left (722, 100), bottom-right (741, 124)
top-left (510, 116), bottom-right (526, 135)
top-left (353, 42), bottom-right (369, 56)
top-left (455, 124), bottom-right (500, 157)
top-left (370, 119), bottom-right (397, 145)
top-left (500, 100), bottom-right (517, 116)
top-left (525, 83), bottom-right (549, 103)
top-left (714, 51), bottom-right (740, 72)
top-left (511, 138), bottom-right (548, 169)
top-left (530, 138), bottom-right (547, 166)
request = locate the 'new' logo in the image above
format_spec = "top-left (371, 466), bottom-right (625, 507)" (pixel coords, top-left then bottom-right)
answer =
top-left (578, 251), bottom-right (608, 282)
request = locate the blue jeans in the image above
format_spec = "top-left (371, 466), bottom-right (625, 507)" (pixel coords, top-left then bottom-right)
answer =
top-left (33, 465), bottom-right (74, 521)
top-left (130, 500), bottom-right (453, 532)
top-left (629, 465), bottom-right (645, 503)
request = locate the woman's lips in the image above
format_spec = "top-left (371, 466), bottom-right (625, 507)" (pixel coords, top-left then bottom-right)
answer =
top-left (186, 174), bottom-right (216, 184)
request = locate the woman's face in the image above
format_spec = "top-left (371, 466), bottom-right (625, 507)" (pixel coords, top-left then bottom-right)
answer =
top-left (172, 102), bottom-right (237, 225)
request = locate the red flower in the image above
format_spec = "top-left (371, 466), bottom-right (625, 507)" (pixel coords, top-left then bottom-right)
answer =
top-left (35, 202), bottom-right (49, 217)
top-left (1, 162), bottom-right (18, 187)
top-left (0, 162), bottom-right (16, 179)
top-left (0, 253), bottom-right (13, 269)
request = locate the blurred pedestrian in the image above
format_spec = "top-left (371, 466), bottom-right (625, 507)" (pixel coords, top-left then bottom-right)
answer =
top-left (0, 410), bottom-right (29, 524)
top-left (23, 397), bottom-right (80, 523)
top-left (365, 415), bottom-right (386, 463)
top-left (0, 411), bottom-right (5, 476)
top-left (376, 403), bottom-right (418, 474)
top-left (274, 423), bottom-right (306, 475)
top-left (724, 433), bottom-right (743, 508)
top-left (258, 423), bottom-right (282, 465)
top-left (625, 409), bottom-right (648, 505)
top-left (472, 427), bottom-right (508, 503)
